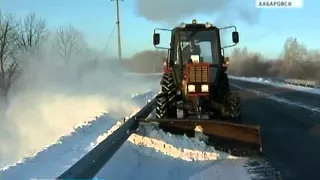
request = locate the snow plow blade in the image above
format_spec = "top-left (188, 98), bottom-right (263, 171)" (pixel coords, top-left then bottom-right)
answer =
top-left (140, 118), bottom-right (262, 157)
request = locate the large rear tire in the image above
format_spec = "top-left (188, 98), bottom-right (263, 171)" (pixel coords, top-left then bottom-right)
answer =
top-left (161, 73), bottom-right (175, 99)
top-left (156, 73), bottom-right (177, 119)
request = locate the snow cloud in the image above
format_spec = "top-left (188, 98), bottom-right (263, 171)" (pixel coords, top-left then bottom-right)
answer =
top-left (135, 0), bottom-right (260, 26)
top-left (0, 41), bottom-right (158, 167)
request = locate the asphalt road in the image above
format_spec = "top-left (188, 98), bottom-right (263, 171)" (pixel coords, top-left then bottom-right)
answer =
top-left (230, 79), bottom-right (320, 180)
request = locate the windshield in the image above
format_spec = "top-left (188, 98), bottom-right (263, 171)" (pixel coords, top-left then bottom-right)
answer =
top-left (173, 30), bottom-right (219, 65)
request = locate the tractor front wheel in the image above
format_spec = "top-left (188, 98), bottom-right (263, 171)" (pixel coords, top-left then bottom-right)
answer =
top-left (227, 93), bottom-right (242, 122)
top-left (155, 94), bottom-right (177, 119)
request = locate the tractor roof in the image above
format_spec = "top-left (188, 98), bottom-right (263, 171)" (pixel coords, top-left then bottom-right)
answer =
top-left (173, 19), bottom-right (218, 31)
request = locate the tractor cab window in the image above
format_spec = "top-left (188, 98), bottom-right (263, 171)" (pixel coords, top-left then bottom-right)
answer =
top-left (175, 30), bottom-right (219, 64)
top-left (198, 41), bottom-right (216, 63)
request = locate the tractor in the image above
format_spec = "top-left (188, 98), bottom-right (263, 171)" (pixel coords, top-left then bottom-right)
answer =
top-left (156, 22), bottom-right (240, 121)
top-left (146, 19), bottom-right (262, 156)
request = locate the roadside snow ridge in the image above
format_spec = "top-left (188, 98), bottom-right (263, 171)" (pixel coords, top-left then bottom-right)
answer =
top-left (129, 124), bottom-right (240, 161)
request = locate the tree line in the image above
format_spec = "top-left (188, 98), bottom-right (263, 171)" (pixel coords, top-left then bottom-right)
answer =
top-left (228, 37), bottom-right (320, 80)
top-left (122, 50), bottom-right (166, 73)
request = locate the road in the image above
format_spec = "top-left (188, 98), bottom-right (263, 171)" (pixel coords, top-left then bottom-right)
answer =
top-left (230, 79), bottom-right (320, 180)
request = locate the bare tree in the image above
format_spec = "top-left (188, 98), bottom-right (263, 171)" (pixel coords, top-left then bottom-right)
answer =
top-left (15, 13), bottom-right (46, 56)
top-left (278, 37), bottom-right (309, 78)
top-left (281, 37), bottom-right (308, 66)
top-left (228, 47), bottom-right (268, 77)
top-left (307, 50), bottom-right (320, 62)
top-left (0, 11), bottom-right (19, 99)
top-left (54, 26), bottom-right (83, 67)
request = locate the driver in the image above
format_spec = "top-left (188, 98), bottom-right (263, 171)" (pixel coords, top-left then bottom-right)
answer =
top-left (182, 39), bottom-right (201, 63)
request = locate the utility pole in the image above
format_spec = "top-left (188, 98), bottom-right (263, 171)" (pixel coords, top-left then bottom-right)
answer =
top-left (111, 0), bottom-right (123, 61)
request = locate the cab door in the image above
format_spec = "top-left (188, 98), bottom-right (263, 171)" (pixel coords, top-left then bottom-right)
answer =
top-left (170, 40), bottom-right (184, 88)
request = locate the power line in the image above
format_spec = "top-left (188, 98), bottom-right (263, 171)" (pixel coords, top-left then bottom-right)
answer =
top-left (103, 23), bottom-right (116, 53)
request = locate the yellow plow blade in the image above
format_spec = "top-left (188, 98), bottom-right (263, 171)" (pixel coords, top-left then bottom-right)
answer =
top-left (141, 118), bottom-right (262, 156)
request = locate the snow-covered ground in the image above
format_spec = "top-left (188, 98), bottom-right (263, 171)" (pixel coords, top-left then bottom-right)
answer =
top-left (5, 74), bottom-right (310, 180)
top-left (0, 90), bottom-right (148, 180)
top-left (0, 88), bottom-right (259, 180)
top-left (230, 75), bottom-right (320, 95)
top-left (94, 123), bottom-right (255, 180)
top-left (0, 112), bottom-right (123, 179)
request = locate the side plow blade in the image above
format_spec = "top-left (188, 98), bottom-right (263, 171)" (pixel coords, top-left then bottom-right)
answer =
top-left (140, 118), bottom-right (262, 157)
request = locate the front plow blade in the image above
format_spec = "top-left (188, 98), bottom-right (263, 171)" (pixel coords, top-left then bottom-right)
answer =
top-left (141, 118), bottom-right (262, 157)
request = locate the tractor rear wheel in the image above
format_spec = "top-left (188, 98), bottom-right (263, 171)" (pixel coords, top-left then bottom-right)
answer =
top-left (156, 73), bottom-right (177, 119)
top-left (155, 94), bottom-right (177, 118)
top-left (161, 73), bottom-right (175, 98)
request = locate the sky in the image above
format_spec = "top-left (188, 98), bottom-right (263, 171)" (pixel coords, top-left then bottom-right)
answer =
top-left (1, 0), bottom-right (319, 59)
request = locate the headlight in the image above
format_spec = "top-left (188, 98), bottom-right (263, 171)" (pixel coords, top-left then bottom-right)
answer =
top-left (187, 84), bottom-right (195, 92)
top-left (201, 84), bottom-right (209, 92)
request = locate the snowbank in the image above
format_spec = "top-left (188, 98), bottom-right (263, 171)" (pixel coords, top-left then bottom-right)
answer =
top-left (130, 124), bottom-right (235, 161)
top-left (94, 123), bottom-right (254, 180)
top-left (0, 113), bottom-right (120, 179)
top-left (0, 91), bottom-right (156, 180)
